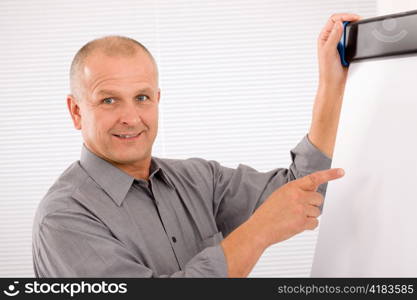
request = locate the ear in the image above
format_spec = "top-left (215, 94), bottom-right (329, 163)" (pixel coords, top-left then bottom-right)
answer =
top-left (67, 94), bottom-right (82, 130)
top-left (157, 88), bottom-right (161, 103)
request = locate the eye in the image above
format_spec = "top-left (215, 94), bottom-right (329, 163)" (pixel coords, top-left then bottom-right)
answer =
top-left (102, 97), bottom-right (115, 104)
top-left (137, 95), bottom-right (149, 102)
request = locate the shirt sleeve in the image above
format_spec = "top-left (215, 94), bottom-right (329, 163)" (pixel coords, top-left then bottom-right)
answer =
top-left (33, 210), bottom-right (227, 278)
top-left (211, 134), bottom-right (331, 237)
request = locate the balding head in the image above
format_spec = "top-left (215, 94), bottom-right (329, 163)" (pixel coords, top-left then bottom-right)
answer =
top-left (66, 35), bottom-right (161, 172)
top-left (69, 35), bottom-right (158, 99)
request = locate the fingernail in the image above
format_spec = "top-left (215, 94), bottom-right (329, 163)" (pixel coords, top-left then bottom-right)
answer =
top-left (337, 168), bottom-right (345, 176)
top-left (337, 21), bottom-right (342, 30)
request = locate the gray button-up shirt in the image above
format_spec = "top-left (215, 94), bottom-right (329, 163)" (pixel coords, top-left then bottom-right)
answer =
top-left (32, 135), bottom-right (331, 277)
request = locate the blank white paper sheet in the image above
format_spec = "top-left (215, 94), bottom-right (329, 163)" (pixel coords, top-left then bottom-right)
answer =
top-left (311, 54), bottom-right (417, 277)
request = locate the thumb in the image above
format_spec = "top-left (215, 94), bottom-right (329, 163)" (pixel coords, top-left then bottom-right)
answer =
top-left (296, 168), bottom-right (345, 191)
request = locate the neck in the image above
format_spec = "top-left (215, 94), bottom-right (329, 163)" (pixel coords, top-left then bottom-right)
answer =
top-left (84, 143), bottom-right (152, 181)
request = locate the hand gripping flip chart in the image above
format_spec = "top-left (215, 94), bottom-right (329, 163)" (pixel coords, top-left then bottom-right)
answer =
top-left (311, 10), bottom-right (417, 277)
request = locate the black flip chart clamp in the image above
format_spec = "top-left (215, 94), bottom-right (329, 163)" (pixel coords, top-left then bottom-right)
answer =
top-left (337, 9), bottom-right (417, 67)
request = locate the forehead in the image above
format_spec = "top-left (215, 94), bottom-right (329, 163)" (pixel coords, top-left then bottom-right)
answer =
top-left (81, 51), bottom-right (158, 94)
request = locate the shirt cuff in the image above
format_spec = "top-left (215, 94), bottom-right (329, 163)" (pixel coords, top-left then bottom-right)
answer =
top-left (290, 134), bottom-right (332, 176)
top-left (184, 244), bottom-right (228, 277)
top-left (290, 134), bottom-right (332, 201)
top-left (204, 244), bottom-right (228, 277)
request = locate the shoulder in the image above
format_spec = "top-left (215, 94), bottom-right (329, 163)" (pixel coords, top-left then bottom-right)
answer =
top-left (33, 161), bottom-right (89, 228)
top-left (153, 156), bottom-right (221, 179)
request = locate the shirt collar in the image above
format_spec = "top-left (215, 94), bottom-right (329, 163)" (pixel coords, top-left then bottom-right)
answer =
top-left (149, 157), bottom-right (176, 190)
top-left (79, 144), bottom-right (174, 206)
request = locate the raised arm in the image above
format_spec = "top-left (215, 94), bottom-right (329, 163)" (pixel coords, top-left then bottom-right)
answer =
top-left (309, 13), bottom-right (361, 158)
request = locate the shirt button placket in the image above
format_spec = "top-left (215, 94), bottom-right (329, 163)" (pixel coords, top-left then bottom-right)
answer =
top-left (150, 178), bottom-right (182, 265)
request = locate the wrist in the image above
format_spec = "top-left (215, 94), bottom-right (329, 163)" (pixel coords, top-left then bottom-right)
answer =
top-left (244, 215), bottom-right (270, 250)
top-left (220, 217), bottom-right (268, 277)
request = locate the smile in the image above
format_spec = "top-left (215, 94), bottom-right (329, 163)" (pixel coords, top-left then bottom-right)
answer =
top-left (112, 132), bottom-right (142, 140)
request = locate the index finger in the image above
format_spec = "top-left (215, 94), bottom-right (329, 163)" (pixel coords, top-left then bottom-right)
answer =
top-left (297, 168), bottom-right (345, 191)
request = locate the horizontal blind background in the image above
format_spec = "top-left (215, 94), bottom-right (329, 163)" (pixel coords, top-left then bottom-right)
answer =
top-left (0, 0), bottom-right (375, 277)
top-left (0, 0), bottom-right (161, 277)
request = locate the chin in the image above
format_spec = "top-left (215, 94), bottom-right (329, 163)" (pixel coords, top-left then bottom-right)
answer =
top-left (111, 152), bottom-right (149, 165)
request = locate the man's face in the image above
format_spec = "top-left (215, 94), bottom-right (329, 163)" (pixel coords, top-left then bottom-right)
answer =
top-left (68, 50), bottom-right (160, 166)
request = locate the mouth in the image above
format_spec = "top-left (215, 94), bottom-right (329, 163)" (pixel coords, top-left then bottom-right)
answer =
top-left (112, 132), bottom-right (143, 141)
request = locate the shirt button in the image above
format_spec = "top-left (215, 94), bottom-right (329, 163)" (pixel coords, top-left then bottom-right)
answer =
top-left (172, 236), bottom-right (177, 243)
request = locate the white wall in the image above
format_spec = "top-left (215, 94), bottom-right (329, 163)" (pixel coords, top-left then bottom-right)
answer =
top-left (377, 0), bottom-right (417, 15)
top-left (0, 0), bottom-right (376, 277)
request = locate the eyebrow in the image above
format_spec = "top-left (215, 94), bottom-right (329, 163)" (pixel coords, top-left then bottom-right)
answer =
top-left (96, 88), bottom-right (153, 97)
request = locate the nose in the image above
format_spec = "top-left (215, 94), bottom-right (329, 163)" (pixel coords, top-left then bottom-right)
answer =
top-left (119, 101), bottom-right (142, 127)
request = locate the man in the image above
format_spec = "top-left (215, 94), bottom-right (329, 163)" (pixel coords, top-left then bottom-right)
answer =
top-left (33, 13), bottom-right (360, 277)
